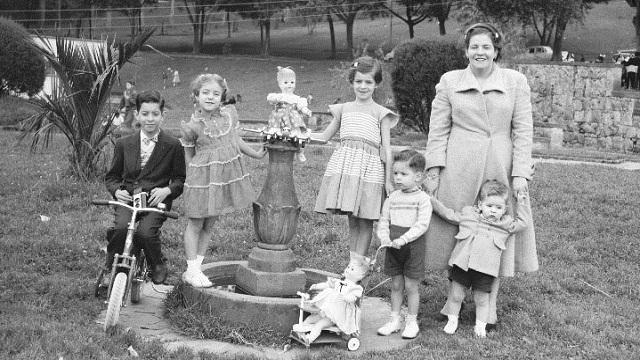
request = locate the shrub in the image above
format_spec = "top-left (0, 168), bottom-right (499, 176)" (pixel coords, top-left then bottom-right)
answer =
top-left (390, 39), bottom-right (467, 135)
top-left (0, 17), bottom-right (45, 97)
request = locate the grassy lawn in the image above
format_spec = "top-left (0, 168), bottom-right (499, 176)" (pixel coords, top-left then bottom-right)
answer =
top-left (2, 129), bottom-right (640, 359)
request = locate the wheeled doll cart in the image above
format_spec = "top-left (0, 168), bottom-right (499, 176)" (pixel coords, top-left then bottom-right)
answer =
top-left (289, 245), bottom-right (389, 352)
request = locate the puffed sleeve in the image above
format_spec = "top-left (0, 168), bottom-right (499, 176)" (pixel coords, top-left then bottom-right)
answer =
top-left (510, 71), bottom-right (534, 180)
top-left (179, 117), bottom-right (196, 148)
top-left (425, 73), bottom-right (453, 169)
top-left (328, 103), bottom-right (344, 121)
top-left (223, 104), bottom-right (240, 129)
top-left (378, 103), bottom-right (399, 129)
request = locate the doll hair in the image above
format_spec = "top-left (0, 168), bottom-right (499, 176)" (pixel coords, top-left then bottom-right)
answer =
top-left (135, 90), bottom-right (165, 111)
top-left (348, 56), bottom-right (383, 84)
top-left (393, 149), bottom-right (426, 173)
top-left (478, 179), bottom-right (509, 201)
top-left (191, 73), bottom-right (228, 102)
top-left (463, 22), bottom-right (503, 61)
top-left (276, 66), bottom-right (296, 82)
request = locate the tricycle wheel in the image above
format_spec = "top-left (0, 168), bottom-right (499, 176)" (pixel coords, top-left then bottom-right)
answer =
top-left (347, 337), bottom-right (360, 351)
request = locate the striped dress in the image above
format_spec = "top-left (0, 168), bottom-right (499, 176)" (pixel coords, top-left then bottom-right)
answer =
top-left (314, 101), bottom-right (398, 220)
top-left (180, 105), bottom-right (255, 218)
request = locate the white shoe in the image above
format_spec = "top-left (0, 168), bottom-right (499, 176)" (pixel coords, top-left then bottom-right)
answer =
top-left (401, 320), bottom-right (419, 339)
top-left (182, 271), bottom-right (212, 288)
top-left (292, 323), bottom-right (312, 333)
top-left (474, 321), bottom-right (487, 338)
top-left (377, 317), bottom-right (402, 336)
top-left (443, 316), bottom-right (458, 334)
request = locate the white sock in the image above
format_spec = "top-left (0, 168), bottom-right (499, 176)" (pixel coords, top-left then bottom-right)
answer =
top-left (443, 315), bottom-right (459, 334)
top-left (196, 255), bottom-right (204, 267)
top-left (405, 314), bottom-right (417, 323)
top-left (390, 311), bottom-right (401, 322)
top-left (186, 259), bottom-right (199, 273)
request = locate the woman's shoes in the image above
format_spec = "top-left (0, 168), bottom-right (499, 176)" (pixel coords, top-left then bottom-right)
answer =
top-left (182, 270), bottom-right (213, 288)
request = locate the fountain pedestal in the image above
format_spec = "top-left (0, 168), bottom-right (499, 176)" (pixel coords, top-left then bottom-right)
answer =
top-left (235, 142), bottom-right (306, 297)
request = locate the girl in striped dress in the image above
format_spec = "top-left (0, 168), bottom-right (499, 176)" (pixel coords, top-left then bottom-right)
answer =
top-left (180, 74), bottom-right (266, 287)
top-left (311, 56), bottom-right (398, 262)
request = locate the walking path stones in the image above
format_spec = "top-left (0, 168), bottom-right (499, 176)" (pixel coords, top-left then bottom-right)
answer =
top-left (97, 282), bottom-right (415, 358)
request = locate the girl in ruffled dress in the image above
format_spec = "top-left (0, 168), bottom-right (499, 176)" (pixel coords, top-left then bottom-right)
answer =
top-left (180, 74), bottom-right (266, 287)
top-left (311, 56), bottom-right (398, 263)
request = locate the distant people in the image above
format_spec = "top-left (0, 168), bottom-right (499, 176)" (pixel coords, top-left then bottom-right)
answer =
top-left (624, 53), bottom-right (640, 90)
top-left (120, 81), bottom-right (137, 129)
top-left (172, 69), bottom-right (181, 87)
top-left (162, 70), bottom-right (168, 90)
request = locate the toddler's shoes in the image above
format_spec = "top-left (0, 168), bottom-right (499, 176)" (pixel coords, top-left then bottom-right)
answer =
top-left (377, 315), bottom-right (402, 336)
top-left (401, 318), bottom-right (419, 339)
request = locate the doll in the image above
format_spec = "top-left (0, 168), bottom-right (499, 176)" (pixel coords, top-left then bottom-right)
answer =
top-left (266, 66), bottom-right (312, 160)
top-left (292, 253), bottom-right (370, 343)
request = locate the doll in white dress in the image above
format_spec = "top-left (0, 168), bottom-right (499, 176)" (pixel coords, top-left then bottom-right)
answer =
top-left (292, 253), bottom-right (370, 342)
top-left (266, 66), bottom-right (312, 161)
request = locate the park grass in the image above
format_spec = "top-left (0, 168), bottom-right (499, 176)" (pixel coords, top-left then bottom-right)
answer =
top-left (2, 128), bottom-right (640, 359)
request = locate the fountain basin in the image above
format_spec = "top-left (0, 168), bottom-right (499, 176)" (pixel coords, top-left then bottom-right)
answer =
top-left (179, 261), bottom-right (338, 335)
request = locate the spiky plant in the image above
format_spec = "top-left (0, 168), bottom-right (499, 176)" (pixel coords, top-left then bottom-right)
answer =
top-left (20, 28), bottom-right (155, 181)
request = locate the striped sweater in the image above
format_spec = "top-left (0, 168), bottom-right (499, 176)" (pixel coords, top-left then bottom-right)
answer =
top-left (377, 189), bottom-right (432, 246)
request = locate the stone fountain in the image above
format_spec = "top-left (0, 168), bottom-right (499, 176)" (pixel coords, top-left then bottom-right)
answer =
top-left (179, 139), bottom-right (330, 335)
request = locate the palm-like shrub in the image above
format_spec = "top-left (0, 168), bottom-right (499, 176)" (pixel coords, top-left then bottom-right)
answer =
top-left (20, 29), bottom-right (154, 180)
top-left (390, 39), bottom-right (467, 135)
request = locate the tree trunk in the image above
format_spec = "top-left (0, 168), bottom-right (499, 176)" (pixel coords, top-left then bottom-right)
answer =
top-left (263, 19), bottom-right (271, 56)
top-left (170, 0), bottom-right (176, 25)
top-left (635, 3), bottom-right (640, 47)
top-left (199, 9), bottom-right (206, 51)
top-left (346, 15), bottom-right (355, 54)
top-left (438, 15), bottom-right (446, 35)
top-left (328, 13), bottom-right (336, 59)
top-left (227, 10), bottom-right (231, 38)
top-left (551, 17), bottom-right (567, 61)
top-left (40, 0), bottom-right (46, 29)
top-left (193, 23), bottom-right (201, 54)
top-left (408, 22), bottom-right (414, 39)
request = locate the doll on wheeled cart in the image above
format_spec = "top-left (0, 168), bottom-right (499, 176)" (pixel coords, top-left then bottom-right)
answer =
top-left (290, 252), bottom-right (373, 351)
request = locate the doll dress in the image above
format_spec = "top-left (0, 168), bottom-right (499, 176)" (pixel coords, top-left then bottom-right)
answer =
top-left (180, 105), bottom-right (255, 218)
top-left (308, 278), bottom-right (363, 335)
top-left (267, 94), bottom-right (308, 133)
top-left (314, 101), bottom-right (398, 220)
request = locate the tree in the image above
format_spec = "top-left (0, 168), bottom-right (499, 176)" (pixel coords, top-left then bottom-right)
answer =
top-left (0, 17), bottom-right (45, 97)
top-left (107, 0), bottom-right (157, 39)
top-left (382, 0), bottom-right (452, 38)
top-left (220, 0), bottom-right (302, 56)
top-left (182, 0), bottom-right (219, 54)
top-left (20, 29), bottom-right (155, 180)
top-left (326, 0), bottom-right (385, 52)
top-left (467, 0), bottom-right (609, 61)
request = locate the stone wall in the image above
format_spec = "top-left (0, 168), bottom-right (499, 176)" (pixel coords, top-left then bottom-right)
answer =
top-left (507, 61), bottom-right (640, 152)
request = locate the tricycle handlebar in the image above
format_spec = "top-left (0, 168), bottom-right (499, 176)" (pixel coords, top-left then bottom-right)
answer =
top-left (92, 199), bottom-right (179, 219)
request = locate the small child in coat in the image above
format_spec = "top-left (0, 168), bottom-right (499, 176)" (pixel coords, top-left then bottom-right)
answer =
top-left (431, 179), bottom-right (531, 338)
top-left (376, 149), bottom-right (432, 339)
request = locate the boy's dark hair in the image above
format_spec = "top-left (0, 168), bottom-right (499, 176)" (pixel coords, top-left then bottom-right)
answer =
top-left (348, 56), bottom-right (383, 84)
top-left (135, 90), bottom-right (165, 111)
top-left (479, 179), bottom-right (509, 201)
top-left (393, 149), bottom-right (426, 173)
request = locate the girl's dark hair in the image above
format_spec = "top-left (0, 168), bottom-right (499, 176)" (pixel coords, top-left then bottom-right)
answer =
top-left (135, 90), bottom-right (165, 111)
top-left (348, 56), bottom-right (383, 84)
top-left (393, 149), bottom-right (426, 172)
top-left (191, 73), bottom-right (227, 102)
top-left (464, 23), bottom-right (503, 61)
top-left (478, 179), bottom-right (509, 201)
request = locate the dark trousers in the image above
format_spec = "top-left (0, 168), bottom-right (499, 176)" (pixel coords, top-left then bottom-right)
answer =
top-left (627, 72), bottom-right (637, 89)
top-left (106, 205), bottom-right (167, 269)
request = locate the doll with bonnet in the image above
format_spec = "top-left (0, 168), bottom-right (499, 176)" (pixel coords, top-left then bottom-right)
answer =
top-left (292, 253), bottom-right (370, 343)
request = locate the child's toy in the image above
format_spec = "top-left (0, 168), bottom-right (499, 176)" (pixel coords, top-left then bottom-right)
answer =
top-left (289, 248), bottom-right (387, 351)
top-left (261, 67), bottom-right (312, 159)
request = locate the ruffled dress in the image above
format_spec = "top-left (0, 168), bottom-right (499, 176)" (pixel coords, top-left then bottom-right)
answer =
top-left (180, 105), bottom-right (254, 218)
top-left (308, 277), bottom-right (363, 335)
top-left (314, 101), bottom-right (398, 220)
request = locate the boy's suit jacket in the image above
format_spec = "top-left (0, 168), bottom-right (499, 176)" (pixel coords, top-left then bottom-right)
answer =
top-left (105, 130), bottom-right (186, 207)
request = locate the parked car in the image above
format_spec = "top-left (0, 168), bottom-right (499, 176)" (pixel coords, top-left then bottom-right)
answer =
top-left (521, 45), bottom-right (553, 61)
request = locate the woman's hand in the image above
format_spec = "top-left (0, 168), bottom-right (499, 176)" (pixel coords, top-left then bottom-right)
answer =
top-left (512, 176), bottom-right (528, 196)
top-left (424, 168), bottom-right (440, 196)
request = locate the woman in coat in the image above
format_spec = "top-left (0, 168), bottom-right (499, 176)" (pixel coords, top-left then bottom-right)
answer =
top-left (424, 23), bottom-right (538, 330)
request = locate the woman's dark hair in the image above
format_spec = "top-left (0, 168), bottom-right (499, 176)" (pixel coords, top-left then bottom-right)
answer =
top-left (464, 23), bottom-right (503, 61)
top-left (348, 56), bottom-right (383, 84)
top-left (393, 149), bottom-right (426, 173)
top-left (135, 90), bottom-right (165, 111)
